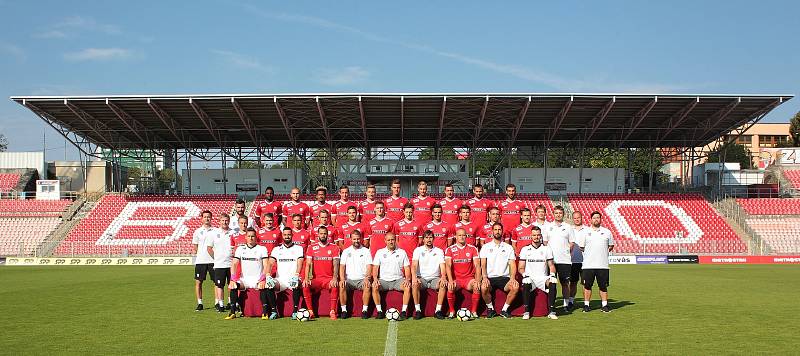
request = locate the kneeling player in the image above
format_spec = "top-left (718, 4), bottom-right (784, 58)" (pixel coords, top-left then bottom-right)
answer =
top-left (371, 232), bottom-right (412, 320)
top-left (445, 228), bottom-right (482, 319)
top-left (302, 226), bottom-right (341, 320)
top-left (269, 227), bottom-right (305, 319)
top-left (226, 228), bottom-right (278, 320)
top-left (338, 230), bottom-right (373, 319)
top-left (411, 230), bottom-right (447, 319)
top-left (518, 226), bottom-right (558, 320)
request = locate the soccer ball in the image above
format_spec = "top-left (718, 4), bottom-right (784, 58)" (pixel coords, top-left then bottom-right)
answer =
top-left (456, 308), bottom-right (472, 321)
top-left (386, 308), bottom-right (401, 321)
top-left (296, 308), bottom-right (311, 322)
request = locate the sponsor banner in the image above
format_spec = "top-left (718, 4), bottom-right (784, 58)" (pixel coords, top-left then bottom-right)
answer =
top-left (4, 257), bottom-right (194, 266)
top-left (666, 255), bottom-right (699, 264)
top-left (608, 255), bottom-right (636, 264)
top-left (636, 255), bottom-right (669, 264)
top-left (235, 183), bottom-right (258, 192)
top-left (699, 255), bottom-right (800, 264)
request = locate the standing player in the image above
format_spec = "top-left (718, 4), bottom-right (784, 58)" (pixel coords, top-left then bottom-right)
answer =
top-left (192, 210), bottom-right (216, 311)
top-left (333, 185), bottom-right (354, 227)
top-left (358, 184), bottom-right (379, 223)
top-left (498, 183), bottom-right (525, 236)
top-left (439, 183), bottom-right (463, 226)
top-left (445, 228), bottom-right (482, 319)
top-left (269, 227), bottom-right (305, 319)
top-left (229, 199), bottom-right (253, 230)
top-left (338, 230), bottom-right (373, 319)
top-left (453, 205), bottom-right (480, 246)
top-left (411, 180), bottom-right (435, 224)
top-left (256, 213), bottom-right (281, 254)
top-left (511, 208), bottom-right (535, 256)
top-left (533, 204), bottom-right (550, 239)
top-left (480, 223), bottom-right (519, 318)
top-left (371, 232), bottom-right (412, 320)
top-left (289, 214), bottom-right (312, 250)
top-left (543, 205), bottom-right (575, 312)
top-left (384, 179), bottom-right (408, 222)
top-left (478, 207), bottom-right (506, 247)
top-left (393, 203), bottom-right (423, 259)
top-left (366, 201), bottom-right (394, 257)
top-left (467, 184), bottom-right (494, 225)
top-left (425, 204), bottom-right (454, 250)
top-left (254, 186), bottom-right (282, 228)
top-left (309, 186), bottom-right (334, 229)
top-left (411, 230), bottom-right (447, 319)
top-left (518, 226), bottom-right (558, 320)
top-left (302, 226), bottom-right (341, 319)
top-left (311, 210), bottom-right (339, 245)
top-left (206, 213), bottom-right (235, 312)
top-left (337, 205), bottom-right (367, 249)
top-left (225, 228), bottom-right (277, 320)
top-left (568, 211), bottom-right (586, 311)
top-left (231, 216), bottom-right (250, 249)
top-left (283, 187), bottom-right (310, 228)
top-left (577, 211), bottom-right (614, 313)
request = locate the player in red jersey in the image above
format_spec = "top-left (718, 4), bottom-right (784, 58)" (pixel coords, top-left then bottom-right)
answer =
top-left (478, 207), bottom-right (506, 247)
top-left (257, 213), bottom-right (281, 254)
top-left (312, 209), bottom-right (339, 245)
top-left (254, 186), bottom-right (282, 228)
top-left (337, 205), bottom-right (367, 249)
top-left (289, 213), bottom-right (312, 250)
top-left (309, 186), bottom-right (334, 229)
top-left (499, 183), bottom-right (525, 236)
top-left (425, 204), bottom-right (454, 250)
top-left (445, 228), bottom-right (482, 319)
top-left (367, 201), bottom-right (394, 257)
top-left (282, 187), bottom-right (311, 229)
top-left (393, 203), bottom-right (423, 259)
top-left (411, 180), bottom-right (435, 224)
top-left (302, 226), bottom-right (341, 320)
top-left (511, 208), bottom-right (535, 256)
top-left (358, 184), bottom-right (379, 223)
top-left (439, 183), bottom-right (462, 226)
top-left (333, 185), bottom-right (354, 227)
top-left (384, 179), bottom-right (408, 222)
top-left (230, 215), bottom-right (250, 249)
top-left (467, 184), bottom-right (494, 225)
top-left (453, 205), bottom-right (480, 246)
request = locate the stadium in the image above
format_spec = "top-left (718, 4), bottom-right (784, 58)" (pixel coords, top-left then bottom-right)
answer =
top-left (1, 90), bottom-right (798, 354)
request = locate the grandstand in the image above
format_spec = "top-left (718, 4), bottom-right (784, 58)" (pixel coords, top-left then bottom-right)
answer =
top-left (784, 169), bottom-right (800, 189)
top-left (0, 199), bottom-right (72, 256)
top-left (734, 197), bottom-right (800, 254)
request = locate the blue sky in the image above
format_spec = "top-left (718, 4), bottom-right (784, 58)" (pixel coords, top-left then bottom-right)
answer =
top-left (0, 0), bottom-right (797, 160)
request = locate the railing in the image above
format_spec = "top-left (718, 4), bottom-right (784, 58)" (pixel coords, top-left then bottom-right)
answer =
top-left (1, 241), bottom-right (195, 258)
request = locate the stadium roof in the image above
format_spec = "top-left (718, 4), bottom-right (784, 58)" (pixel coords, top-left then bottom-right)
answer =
top-left (10, 93), bottom-right (792, 151)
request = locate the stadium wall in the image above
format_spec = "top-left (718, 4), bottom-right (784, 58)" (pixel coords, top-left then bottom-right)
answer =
top-left (181, 168), bottom-right (304, 196)
top-left (0, 152), bottom-right (45, 177)
top-left (49, 160), bottom-right (126, 193)
top-left (497, 168), bottom-right (625, 193)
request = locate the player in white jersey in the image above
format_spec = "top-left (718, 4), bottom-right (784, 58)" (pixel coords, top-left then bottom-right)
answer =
top-left (229, 199), bottom-right (254, 230)
top-left (568, 211), bottom-right (587, 312)
top-left (577, 211), bottom-right (615, 313)
top-left (192, 210), bottom-right (216, 311)
top-left (206, 213), bottom-right (236, 312)
top-left (338, 230), bottom-right (373, 319)
top-left (543, 205), bottom-right (575, 312)
top-left (479, 222), bottom-right (519, 319)
top-left (225, 228), bottom-right (278, 320)
top-left (532, 204), bottom-right (549, 240)
top-left (371, 232), bottom-right (411, 320)
top-left (411, 230), bottom-right (447, 319)
top-left (269, 227), bottom-right (305, 319)
top-left (518, 226), bottom-right (558, 320)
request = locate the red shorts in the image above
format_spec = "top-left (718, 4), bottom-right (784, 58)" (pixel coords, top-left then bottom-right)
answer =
top-left (454, 277), bottom-right (476, 290)
top-left (308, 278), bottom-right (334, 291)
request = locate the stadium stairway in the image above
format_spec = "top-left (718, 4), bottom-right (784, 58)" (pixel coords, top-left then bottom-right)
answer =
top-left (36, 199), bottom-right (93, 256)
top-left (735, 197), bottom-right (800, 254)
top-left (710, 198), bottom-right (760, 250)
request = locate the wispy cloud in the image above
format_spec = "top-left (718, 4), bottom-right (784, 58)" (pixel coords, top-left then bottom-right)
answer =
top-left (0, 42), bottom-right (26, 61)
top-left (33, 15), bottom-right (152, 43)
top-left (211, 49), bottom-right (273, 73)
top-left (315, 66), bottom-right (370, 86)
top-left (63, 48), bottom-right (132, 61)
top-left (244, 6), bottom-right (694, 93)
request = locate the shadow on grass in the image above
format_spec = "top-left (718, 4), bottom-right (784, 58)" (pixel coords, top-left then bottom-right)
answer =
top-left (602, 299), bottom-right (635, 310)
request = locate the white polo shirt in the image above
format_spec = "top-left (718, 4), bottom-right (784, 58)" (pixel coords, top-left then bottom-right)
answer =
top-left (341, 245), bottom-right (373, 280)
top-left (518, 244), bottom-right (553, 279)
top-left (412, 245), bottom-right (445, 279)
top-left (270, 243), bottom-right (304, 279)
top-left (373, 247), bottom-right (410, 282)
top-left (229, 212), bottom-right (254, 231)
top-left (544, 221), bottom-right (574, 265)
top-left (533, 220), bottom-right (550, 241)
top-left (192, 225), bottom-right (216, 265)
top-left (577, 226), bottom-right (615, 269)
top-left (572, 225), bottom-right (587, 263)
top-left (479, 241), bottom-right (515, 278)
top-left (205, 227), bottom-right (234, 268)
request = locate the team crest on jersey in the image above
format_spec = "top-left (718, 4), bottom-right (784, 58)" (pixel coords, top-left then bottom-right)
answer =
top-left (327, 250), bottom-right (331, 255)
top-left (466, 252), bottom-right (471, 257)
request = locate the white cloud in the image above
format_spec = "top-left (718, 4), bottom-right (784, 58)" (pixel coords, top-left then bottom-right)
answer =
top-left (211, 49), bottom-right (273, 73)
top-left (315, 66), bottom-right (370, 86)
top-left (33, 15), bottom-right (154, 42)
top-left (63, 48), bottom-right (132, 61)
top-left (0, 42), bottom-right (26, 61)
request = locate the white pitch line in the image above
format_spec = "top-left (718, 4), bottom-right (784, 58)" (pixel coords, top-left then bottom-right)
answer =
top-left (383, 321), bottom-right (398, 356)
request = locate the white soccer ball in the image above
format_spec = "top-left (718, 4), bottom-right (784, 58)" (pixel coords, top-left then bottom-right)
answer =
top-left (386, 308), bottom-right (401, 321)
top-left (456, 308), bottom-right (472, 321)
top-left (296, 308), bottom-right (311, 322)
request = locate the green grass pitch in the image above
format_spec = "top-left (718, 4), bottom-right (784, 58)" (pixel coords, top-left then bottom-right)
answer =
top-left (1, 265), bottom-right (798, 355)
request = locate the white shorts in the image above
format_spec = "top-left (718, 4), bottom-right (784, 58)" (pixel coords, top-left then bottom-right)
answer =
top-left (528, 276), bottom-right (549, 292)
top-left (240, 277), bottom-right (260, 289)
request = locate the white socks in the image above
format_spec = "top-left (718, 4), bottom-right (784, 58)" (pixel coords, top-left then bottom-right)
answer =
top-left (602, 300), bottom-right (608, 307)
top-left (341, 305), bottom-right (347, 312)
top-left (502, 303), bottom-right (510, 312)
top-left (415, 304), bottom-right (421, 312)
top-left (401, 305), bottom-right (408, 312)
top-left (584, 300), bottom-right (590, 306)
top-left (376, 305), bottom-right (383, 312)
top-left (435, 304), bottom-right (442, 312)
top-left (362, 305), bottom-right (368, 312)
top-left (197, 299), bottom-right (203, 304)
top-left (486, 303), bottom-right (494, 310)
